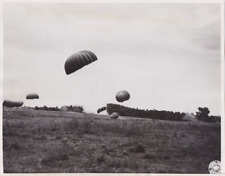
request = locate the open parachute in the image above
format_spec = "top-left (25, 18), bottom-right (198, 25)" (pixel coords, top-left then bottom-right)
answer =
top-left (111, 112), bottom-right (119, 119)
top-left (116, 90), bottom-right (130, 103)
top-left (26, 93), bottom-right (39, 99)
top-left (3, 100), bottom-right (23, 108)
top-left (65, 50), bottom-right (98, 75)
top-left (97, 106), bottom-right (106, 113)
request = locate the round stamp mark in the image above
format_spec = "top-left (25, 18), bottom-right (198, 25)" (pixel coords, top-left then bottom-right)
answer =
top-left (208, 160), bottom-right (221, 174)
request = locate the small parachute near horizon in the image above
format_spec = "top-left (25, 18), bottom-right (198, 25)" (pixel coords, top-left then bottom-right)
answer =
top-left (26, 93), bottom-right (39, 99)
top-left (65, 50), bottom-right (98, 75)
top-left (116, 90), bottom-right (130, 103)
top-left (182, 113), bottom-right (197, 121)
top-left (97, 106), bottom-right (106, 113)
top-left (3, 100), bottom-right (23, 108)
top-left (110, 112), bottom-right (119, 119)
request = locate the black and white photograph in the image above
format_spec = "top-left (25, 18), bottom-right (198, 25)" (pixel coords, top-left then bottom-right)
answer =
top-left (1, 1), bottom-right (223, 174)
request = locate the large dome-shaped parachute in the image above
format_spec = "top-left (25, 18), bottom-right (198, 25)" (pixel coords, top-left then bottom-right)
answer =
top-left (65, 50), bottom-right (98, 75)
top-left (26, 93), bottom-right (39, 99)
top-left (116, 90), bottom-right (130, 102)
top-left (3, 100), bottom-right (23, 107)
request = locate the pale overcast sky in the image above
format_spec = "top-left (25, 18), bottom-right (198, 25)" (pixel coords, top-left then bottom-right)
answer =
top-left (3, 2), bottom-right (221, 115)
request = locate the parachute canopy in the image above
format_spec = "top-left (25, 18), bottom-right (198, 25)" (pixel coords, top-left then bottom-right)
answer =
top-left (183, 113), bottom-right (197, 121)
top-left (26, 93), bottom-right (39, 99)
top-left (111, 112), bottom-right (119, 119)
top-left (97, 106), bottom-right (106, 113)
top-left (3, 100), bottom-right (23, 108)
top-left (116, 90), bottom-right (130, 102)
top-left (65, 50), bottom-right (98, 75)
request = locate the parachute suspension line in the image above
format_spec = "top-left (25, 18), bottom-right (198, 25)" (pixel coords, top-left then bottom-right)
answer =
top-left (26, 100), bottom-right (34, 117)
top-left (30, 107), bottom-right (33, 117)
top-left (95, 57), bottom-right (100, 104)
top-left (76, 77), bottom-right (98, 105)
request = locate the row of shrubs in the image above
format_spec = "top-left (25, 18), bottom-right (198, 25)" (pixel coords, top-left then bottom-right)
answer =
top-left (198, 115), bottom-right (221, 123)
top-left (106, 104), bottom-right (221, 123)
top-left (107, 103), bottom-right (185, 121)
top-left (34, 105), bottom-right (84, 113)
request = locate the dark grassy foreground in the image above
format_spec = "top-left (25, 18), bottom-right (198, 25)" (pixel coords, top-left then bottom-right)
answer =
top-left (3, 108), bottom-right (220, 173)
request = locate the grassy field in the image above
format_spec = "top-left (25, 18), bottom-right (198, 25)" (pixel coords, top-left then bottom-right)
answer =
top-left (3, 107), bottom-right (220, 173)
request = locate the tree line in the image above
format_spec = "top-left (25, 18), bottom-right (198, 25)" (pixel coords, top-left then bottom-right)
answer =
top-left (34, 105), bottom-right (84, 113)
top-left (196, 107), bottom-right (220, 123)
top-left (107, 103), bottom-right (185, 121)
top-left (106, 103), bottom-right (220, 123)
